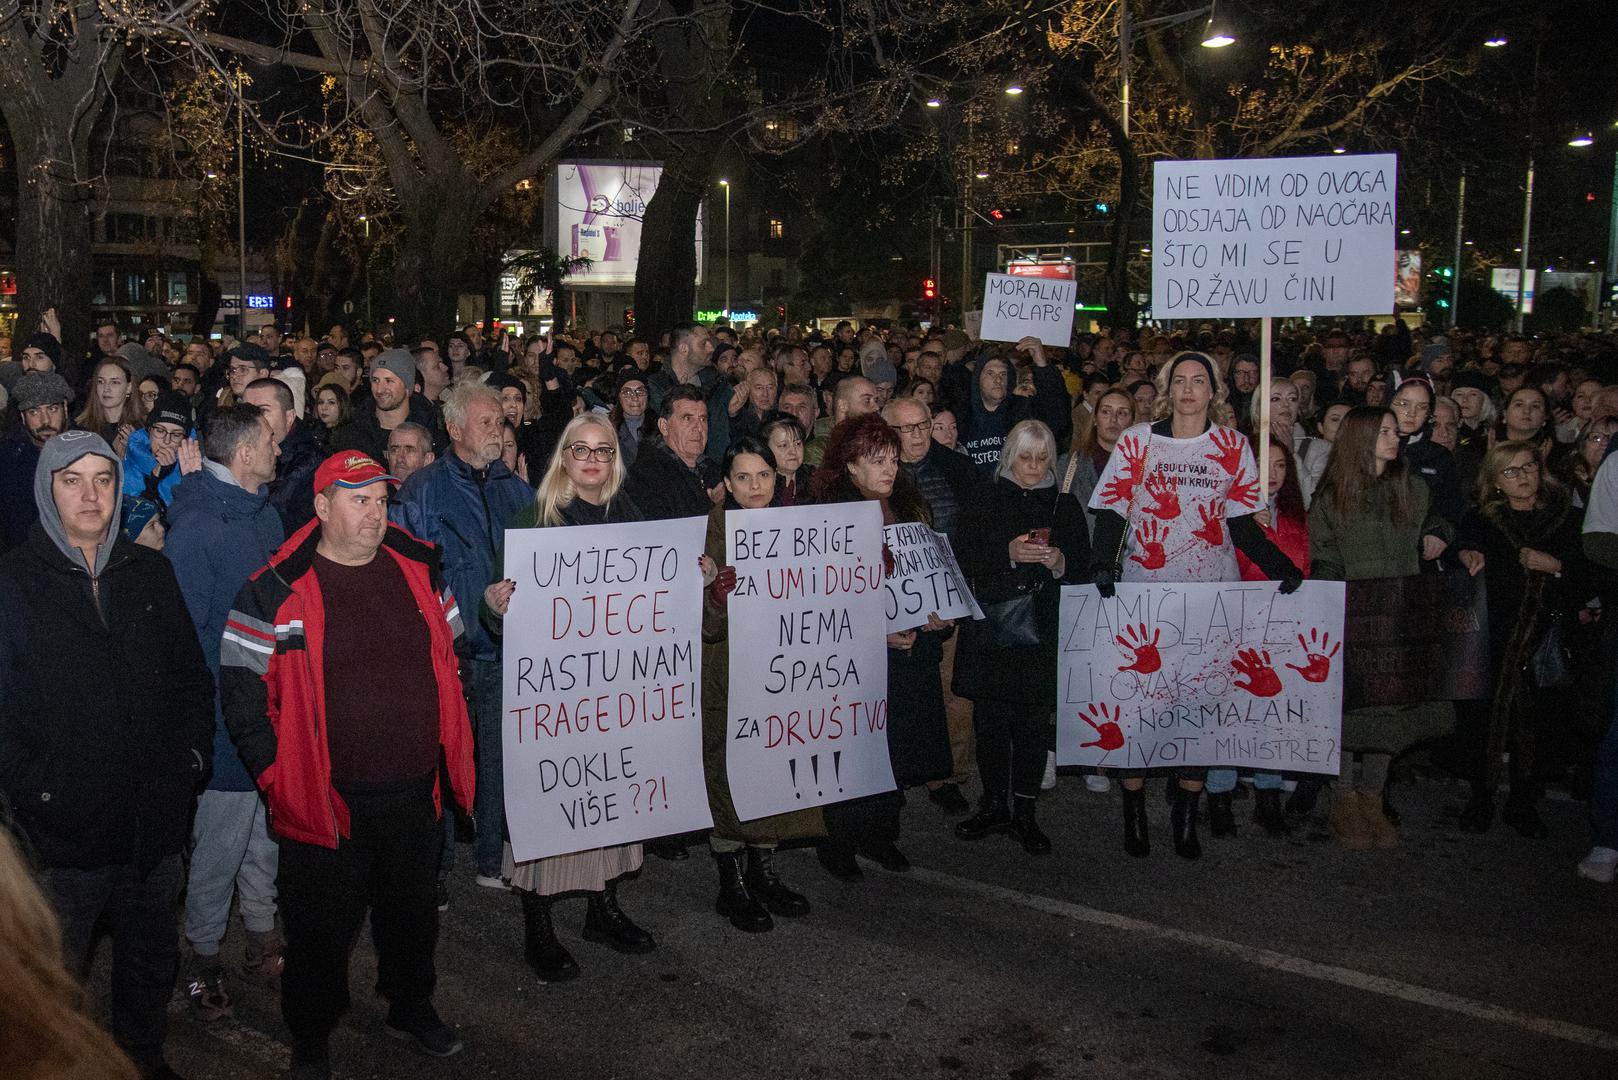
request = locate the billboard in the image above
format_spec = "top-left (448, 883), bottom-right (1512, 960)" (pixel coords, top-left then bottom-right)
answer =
top-left (1491, 268), bottom-right (1535, 315)
top-left (1394, 250), bottom-right (1421, 307)
top-left (551, 160), bottom-right (703, 287)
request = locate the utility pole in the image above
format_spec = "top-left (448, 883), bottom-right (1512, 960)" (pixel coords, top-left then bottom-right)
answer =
top-left (1450, 169), bottom-right (1466, 328)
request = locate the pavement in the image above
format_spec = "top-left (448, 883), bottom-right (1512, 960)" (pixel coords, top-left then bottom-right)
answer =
top-left (131, 774), bottom-right (1616, 1079)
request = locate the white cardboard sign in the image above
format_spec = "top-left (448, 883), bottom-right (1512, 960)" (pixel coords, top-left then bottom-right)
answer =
top-left (501, 517), bottom-right (713, 861)
top-left (1150, 154), bottom-right (1397, 318)
top-left (883, 522), bottom-right (982, 632)
top-left (978, 273), bottom-right (1077, 347)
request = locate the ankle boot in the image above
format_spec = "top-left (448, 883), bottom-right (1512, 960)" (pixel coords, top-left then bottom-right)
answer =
top-left (1171, 786), bottom-right (1202, 860)
top-left (583, 883), bottom-right (656, 954)
top-left (954, 792), bottom-right (1012, 840)
top-left (1285, 775), bottom-right (1323, 820)
top-left (519, 891), bottom-right (579, 982)
top-left (1122, 786), bottom-right (1150, 857)
top-left (746, 847), bottom-right (810, 917)
top-left (1207, 791), bottom-right (1237, 837)
top-left (1009, 796), bottom-right (1052, 854)
top-left (713, 851), bottom-right (773, 932)
top-left (1252, 789), bottom-right (1291, 836)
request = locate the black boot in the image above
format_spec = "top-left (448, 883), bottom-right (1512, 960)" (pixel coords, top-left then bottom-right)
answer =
top-left (1171, 786), bottom-right (1202, 860)
top-left (746, 846), bottom-right (810, 917)
top-left (1457, 787), bottom-right (1494, 833)
top-left (520, 891), bottom-right (579, 983)
top-left (1252, 789), bottom-right (1291, 836)
top-left (1008, 796), bottom-right (1052, 854)
top-left (1207, 791), bottom-right (1237, 837)
top-left (646, 837), bottom-right (689, 861)
top-left (1285, 776), bottom-right (1323, 820)
top-left (583, 882), bottom-right (656, 953)
top-left (1122, 786), bottom-right (1150, 857)
top-left (954, 792), bottom-right (1012, 839)
top-left (713, 851), bottom-right (773, 932)
top-left (815, 838), bottom-right (863, 881)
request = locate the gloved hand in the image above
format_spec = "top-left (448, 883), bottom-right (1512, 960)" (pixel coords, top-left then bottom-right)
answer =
top-left (706, 565), bottom-right (738, 609)
top-left (1277, 570), bottom-right (1304, 595)
top-left (1093, 567), bottom-right (1116, 599)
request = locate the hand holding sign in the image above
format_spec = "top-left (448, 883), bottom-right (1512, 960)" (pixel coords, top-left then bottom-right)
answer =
top-left (1286, 629), bottom-right (1341, 683)
top-left (1232, 648), bottom-right (1283, 697)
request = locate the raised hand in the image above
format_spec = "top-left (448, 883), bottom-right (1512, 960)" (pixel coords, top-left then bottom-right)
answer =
top-left (1285, 628), bottom-right (1340, 683)
top-left (1231, 648), bottom-right (1283, 697)
top-left (1227, 469), bottom-right (1260, 509)
top-left (706, 565), bottom-right (739, 609)
top-left (1116, 623), bottom-right (1162, 674)
top-left (1205, 427), bottom-right (1245, 475)
top-left (1191, 499), bottom-right (1225, 547)
top-left (1078, 702), bottom-right (1125, 751)
top-left (1129, 519), bottom-right (1167, 571)
top-left (177, 437), bottom-right (203, 476)
top-left (1143, 470), bottom-right (1180, 520)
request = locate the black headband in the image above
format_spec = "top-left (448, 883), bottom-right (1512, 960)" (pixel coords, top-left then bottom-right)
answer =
top-left (1167, 352), bottom-right (1216, 385)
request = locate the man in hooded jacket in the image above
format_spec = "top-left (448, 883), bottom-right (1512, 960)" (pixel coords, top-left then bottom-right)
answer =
top-left (0, 430), bottom-right (214, 1080)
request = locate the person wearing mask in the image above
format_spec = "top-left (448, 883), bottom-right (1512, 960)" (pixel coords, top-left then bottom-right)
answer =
top-left (1309, 407), bottom-right (1453, 848)
top-left (624, 386), bottom-right (723, 521)
top-left (611, 370), bottom-right (650, 467)
top-left (165, 404), bottom-right (287, 1023)
top-left (1, 373), bottom-right (75, 551)
top-left (0, 430), bottom-right (214, 1080)
top-left (1454, 443), bottom-right (1589, 838)
top-left (1088, 353), bottom-right (1302, 857)
top-left (241, 378), bottom-right (323, 534)
top-left (482, 414), bottom-right (656, 980)
top-left (953, 419), bottom-right (1090, 854)
top-left (958, 339), bottom-right (1071, 475)
top-left (330, 349), bottom-right (441, 462)
top-left (696, 437), bottom-right (821, 929)
top-left (385, 421), bottom-right (437, 485)
top-left (222, 453), bottom-right (475, 1077)
top-left (812, 414), bottom-right (956, 873)
top-left (390, 382), bottom-right (532, 897)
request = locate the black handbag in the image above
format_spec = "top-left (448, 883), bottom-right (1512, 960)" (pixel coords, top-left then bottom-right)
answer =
top-left (1529, 611), bottom-right (1574, 689)
top-left (980, 581), bottom-right (1044, 649)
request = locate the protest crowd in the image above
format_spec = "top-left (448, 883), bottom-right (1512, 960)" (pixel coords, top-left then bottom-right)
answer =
top-left (7, 309), bottom-right (1618, 1080)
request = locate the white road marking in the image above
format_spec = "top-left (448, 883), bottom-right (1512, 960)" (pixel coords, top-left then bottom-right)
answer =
top-left (905, 865), bottom-right (1618, 1054)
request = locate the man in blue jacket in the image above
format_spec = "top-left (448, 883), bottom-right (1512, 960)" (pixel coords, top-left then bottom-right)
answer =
top-left (165, 403), bottom-right (286, 1021)
top-left (390, 380), bottom-right (530, 895)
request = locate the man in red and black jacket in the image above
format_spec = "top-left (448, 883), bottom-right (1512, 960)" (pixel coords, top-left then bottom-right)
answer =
top-left (221, 451), bottom-right (474, 1080)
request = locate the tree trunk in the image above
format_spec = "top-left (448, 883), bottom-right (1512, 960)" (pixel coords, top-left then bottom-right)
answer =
top-left (634, 145), bottom-right (716, 342)
top-left (9, 121), bottom-right (96, 385)
top-left (392, 191), bottom-right (478, 344)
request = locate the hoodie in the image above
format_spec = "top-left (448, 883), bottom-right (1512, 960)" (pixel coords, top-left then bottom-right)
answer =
top-left (957, 360), bottom-right (1072, 475)
top-left (34, 429), bottom-right (123, 578)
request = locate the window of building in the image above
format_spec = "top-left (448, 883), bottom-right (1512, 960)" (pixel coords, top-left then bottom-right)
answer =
top-left (767, 218), bottom-right (784, 241)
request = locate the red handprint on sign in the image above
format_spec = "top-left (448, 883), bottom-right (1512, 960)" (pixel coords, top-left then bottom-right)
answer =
top-left (1191, 500), bottom-right (1226, 547)
top-left (1078, 703), bottom-right (1125, 752)
top-left (1098, 435), bottom-right (1147, 505)
top-left (1129, 519), bottom-right (1167, 571)
top-left (1143, 470), bottom-right (1181, 519)
top-left (1205, 427), bottom-right (1246, 475)
top-left (1227, 469), bottom-right (1260, 509)
top-left (1116, 623), bottom-right (1162, 674)
top-left (1231, 648), bottom-right (1284, 697)
top-left (1285, 628), bottom-right (1341, 683)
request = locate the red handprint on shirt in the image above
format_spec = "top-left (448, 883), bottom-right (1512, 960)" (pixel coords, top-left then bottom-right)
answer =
top-left (1129, 519), bottom-right (1167, 570)
top-left (1098, 435), bottom-right (1147, 505)
top-left (1227, 469), bottom-right (1260, 509)
top-left (1116, 623), bottom-right (1162, 674)
top-left (1078, 703), bottom-right (1125, 752)
top-left (1285, 628), bottom-right (1341, 683)
top-left (1205, 427), bottom-right (1246, 475)
top-left (1231, 648), bottom-right (1284, 697)
top-left (1191, 500), bottom-right (1226, 547)
top-left (1143, 470), bottom-right (1181, 520)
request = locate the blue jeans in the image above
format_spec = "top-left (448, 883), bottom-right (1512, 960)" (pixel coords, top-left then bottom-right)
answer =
top-left (1206, 768), bottom-right (1283, 794)
top-left (463, 658), bottom-right (506, 877)
top-left (1592, 712), bottom-right (1618, 849)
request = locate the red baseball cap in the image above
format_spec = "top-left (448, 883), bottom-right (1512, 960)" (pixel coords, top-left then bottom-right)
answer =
top-left (313, 451), bottom-right (400, 493)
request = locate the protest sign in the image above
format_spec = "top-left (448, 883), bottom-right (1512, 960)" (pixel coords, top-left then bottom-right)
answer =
top-left (1057, 582), bottom-right (1345, 775)
top-left (979, 272), bottom-right (1077, 347)
top-left (726, 502), bottom-right (893, 821)
top-left (501, 516), bottom-right (712, 862)
top-left (1150, 153), bottom-right (1397, 319)
top-left (1340, 573), bottom-right (1491, 708)
top-left (883, 522), bottom-right (982, 632)
top-left (964, 309), bottom-right (982, 342)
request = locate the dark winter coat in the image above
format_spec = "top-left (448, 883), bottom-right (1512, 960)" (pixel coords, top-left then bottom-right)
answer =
top-left (0, 434), bottom-right (42, 552)
top-left (957, 362), bottom-right (1071, 475)
top-left (328, 393), bottom-right (444, 462)
top-left (624, 439), bottom-right (720, 521)
top-left (266, 417), bottom-right (325, 534)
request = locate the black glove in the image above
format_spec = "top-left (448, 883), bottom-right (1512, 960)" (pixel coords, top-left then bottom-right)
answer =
top-left (1277, 570), bottom-right (1304, 595)
top-left (1093, 567), bottom-right (1116, 599)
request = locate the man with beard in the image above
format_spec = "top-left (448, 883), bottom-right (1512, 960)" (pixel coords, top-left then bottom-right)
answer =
top-left (330, 349), bottom-right (443, 461)
top-left (0, 372), bottom-right (74, 551)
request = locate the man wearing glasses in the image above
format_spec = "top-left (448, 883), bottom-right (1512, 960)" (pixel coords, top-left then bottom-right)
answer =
top-left (122, 390), bottom-right (199, 509)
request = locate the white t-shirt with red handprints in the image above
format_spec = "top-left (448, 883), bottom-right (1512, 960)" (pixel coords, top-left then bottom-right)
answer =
top-left (1088, 422), bottom-right (1266, 583)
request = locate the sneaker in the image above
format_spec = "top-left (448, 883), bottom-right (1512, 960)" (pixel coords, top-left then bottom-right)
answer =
top-left (1084, 773), bottom-right (1111, 794)
top-left (1577, 846), bottom-right (1618, 883)
top-left (435, 878), bottom-right (450, 913)
top-left (475, 873), bottom-right (509, 890)
top-left (241, 929), bottom-right (285, 988)
top-left (1041, 751), bottom-right (1057, 791)
top-left (185, 963), bottom-right (232, 1022)
top-left (385, 1000), bottom-right (464, 1058)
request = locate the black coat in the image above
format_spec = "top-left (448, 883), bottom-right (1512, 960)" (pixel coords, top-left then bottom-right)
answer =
top-left (0, 526), bottom-right (214, 871)
top-left (624, 440), bottom-right (719, 521)
top-left (952, 476), bottom-right (1090, 705)
top-left (267, 417), bottom-right (325, 534)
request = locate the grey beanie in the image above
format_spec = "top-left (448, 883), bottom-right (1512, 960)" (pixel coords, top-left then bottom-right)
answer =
top-left (13, 370), bottom-right (73, 412)
top-left (372, 348), bottom-right (418, 390)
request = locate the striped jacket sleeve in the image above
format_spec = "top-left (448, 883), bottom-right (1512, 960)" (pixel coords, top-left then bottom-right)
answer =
top-left (221, 582), bottom-right (279, 783)
top-left (432, 556), bottom-right (466, 652)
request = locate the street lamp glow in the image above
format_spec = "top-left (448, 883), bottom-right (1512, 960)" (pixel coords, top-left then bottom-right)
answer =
top-left (925, 98), bottom-right (942, 108)
top-left (1200, 4), bottom-right (1236, 49)
top-left (1483, 36), bottom-right (1508, 48)
top-left (1331, 146), bottom-right (1347, 155)
top-left (1004, 84), bottom-right (1024, 96)
top-left (1570, 131), bottom-right (1595, 147)
top-left (975, 170), bottom-right (989, 179)
top-left (718, 177), bottom-right (728, 186)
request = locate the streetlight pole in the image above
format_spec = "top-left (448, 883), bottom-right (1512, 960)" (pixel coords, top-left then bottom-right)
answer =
top-left (236, 69), bottom-right (248, 336)
top-left (718, 178), bottom-right (731, 318)
top-left (1450, 168), bottom-right (1466, 328)
top-left (1516, 158), bottom-right (1535, 332)
top-left (1119, 2), bottom-right (1232, 135)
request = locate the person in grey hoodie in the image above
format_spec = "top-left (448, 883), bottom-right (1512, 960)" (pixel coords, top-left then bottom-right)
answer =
top-left (0, 430), bottom-right (214, 1080)
top-left (164, 403), bottom-right (286, 1021)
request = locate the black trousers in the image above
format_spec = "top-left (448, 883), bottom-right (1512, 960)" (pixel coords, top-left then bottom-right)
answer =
top-left (972, 699), bottom-right (1051, 800)
top-left (277, 776), bottom-right (441, 1041)
top-left (822, 789), bottom-right (903, 850)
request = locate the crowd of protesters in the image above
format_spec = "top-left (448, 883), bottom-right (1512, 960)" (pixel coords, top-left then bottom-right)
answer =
top-left (5, 308), bottom-right (1618, 1080)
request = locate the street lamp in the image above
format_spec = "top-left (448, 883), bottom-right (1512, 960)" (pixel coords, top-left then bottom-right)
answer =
top-left (1005, 84), bottom-right (1024, 96)
top-left (1483, 36), bottom-right (1508, 48)
top-left (718, 178), bottom-right (731, 318)
top-left (1119, 3), bottom-right (1235, 136)
top-left (1566, 130), bottom-right (1618, 311)
top-left (1200, 3), bottom-right (1236, 48)
top-left (1570, 131), bottom-right (1596, 147)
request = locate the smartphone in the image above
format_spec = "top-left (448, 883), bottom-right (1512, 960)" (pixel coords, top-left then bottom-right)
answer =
top-left (1028, 527), bottom-right (1051, 546)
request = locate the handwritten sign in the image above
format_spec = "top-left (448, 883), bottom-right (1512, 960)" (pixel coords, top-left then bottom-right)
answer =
top-left (501, 517), bottom-right (712, 862)
top-left (1151, 154), bottom-right (1397, 318)
top-left (726, 502), bottom-right (893, 821)
top-left (979, 273), bottom-right (1077, 347)
top-left (1056, 582), bottom-right (1345, 775)
top-left (884, 522), bottom-right (981, 632)
top-left (1341, 574), bottom-right (1491, 707)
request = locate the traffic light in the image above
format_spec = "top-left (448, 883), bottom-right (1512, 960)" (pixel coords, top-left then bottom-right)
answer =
top-left (988, 207), bottom-right (1027, 221)
top-left (923, 278), bottom-right (937, 300)
top-left (1435, 266), bottom-right (1453, 280)
top-left (1094, 201), bottom-right (1110, 215)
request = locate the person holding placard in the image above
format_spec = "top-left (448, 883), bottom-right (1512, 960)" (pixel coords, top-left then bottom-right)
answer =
top-left (698, 437), bottom-right (824, 932)
top-left (811, 414), bottom-right (955, 877)
top-left (482, 414), bottom-right (656, 982)
top-left (1088, 353), bottom-right (1303, 860)
top-left (957, 338), bottom-right (1071, 475)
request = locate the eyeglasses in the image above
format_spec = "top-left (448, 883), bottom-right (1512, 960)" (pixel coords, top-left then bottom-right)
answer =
top-left (1499, 461), bottom-right (1539, 480)
top-left (566, 443), bottom-right (616, 462)
top-left (1586, 433), bottom-right (1611, 446)
top-left (890, 421), bottom-right (933, 436)
top-left (227, 364), bottom-right (259, 376)
top-left (620, 387), bottom-right (647, 399)
top-left (149, 426), bottom-right (187, 444)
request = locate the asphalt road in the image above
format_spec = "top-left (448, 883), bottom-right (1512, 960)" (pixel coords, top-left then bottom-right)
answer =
top-left (130, 774), bottom-right (1616, 1080)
